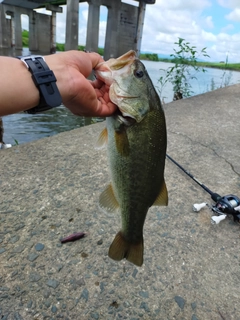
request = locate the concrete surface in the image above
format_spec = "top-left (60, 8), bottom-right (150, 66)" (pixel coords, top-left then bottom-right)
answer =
top-left (1, 84), bottom-right (240, 320)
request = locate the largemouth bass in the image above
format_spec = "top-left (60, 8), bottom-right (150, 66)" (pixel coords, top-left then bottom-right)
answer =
top-left (95, 50), bottom-right (168, 267)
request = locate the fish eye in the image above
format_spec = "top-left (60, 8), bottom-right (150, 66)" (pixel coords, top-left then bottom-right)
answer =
top-left (134, 70), bottom-right (144, 78)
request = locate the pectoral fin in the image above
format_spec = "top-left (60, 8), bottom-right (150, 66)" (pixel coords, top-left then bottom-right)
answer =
top-left (99, 183), bottom-right (119, 213)
top-left (96, 127), bottom-right (108, 149)
top-left (153, 180), bottom-right (168, 206)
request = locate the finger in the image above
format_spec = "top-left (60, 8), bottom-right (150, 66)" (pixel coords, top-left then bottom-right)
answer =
top-left (87, 52), bottom-right (104, 69)
top-left (96, 98), bottom-right (117, 117)
top-left (90, 78), bottom-right (104, 89)
top-left (67, 51), bottom-right (104, 78)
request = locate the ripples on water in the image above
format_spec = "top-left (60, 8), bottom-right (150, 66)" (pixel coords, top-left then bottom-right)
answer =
top-left (2, 59), bottom-right (240, 145)
top-left (3, 107), bottom-right (104, 145)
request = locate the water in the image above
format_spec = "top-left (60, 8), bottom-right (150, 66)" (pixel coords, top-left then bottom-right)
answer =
top-left (3, 108), bottom-right (103, 145)
top-left (145, 60), bottom-right (240, 102)
top-left (2, 60), bottom-right (240, 145)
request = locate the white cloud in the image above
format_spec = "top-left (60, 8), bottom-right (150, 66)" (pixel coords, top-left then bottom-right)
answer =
top-left (217, 0), bottom-right (240, 8)
top-left (140, 0), bottom-right (211, 57)
top-left (20, 0), bottom-right (240, 62)
top-left (140, 0), bottom-right (240, 62)
top-left (98, 21), bottom-right (107, 47)
top-left (205, 16), bottom-right (214, 28)
top-left (201, 30), bottom-right (216, 42)
top-left (226, 8), bottom-right (240, 21)
top-left (155, 0), bottom-right (211, 11)
top-left (81, 9), bottom-right (88, 22)
top-left (221, 23), bottom-right (234, 32)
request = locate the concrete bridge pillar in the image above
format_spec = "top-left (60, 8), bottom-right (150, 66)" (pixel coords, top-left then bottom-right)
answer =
top-left (103, 0), bottom-right (140, 60)
top-left (136, 0), bottom-right (146, 57)
top-left (14, 10), bottom-right (22, 51)
top-left (46, 4), bottom-right (63, 53)
top-left (85, 0), bottom-right (100, 53)
top-left (0, 4), bottom-right (11, 54)
top-left (65, 0), bottom-right (79, 51)
top-left (29, 10), bottom-right (38, 53)
top-left (104, 1), bottom-right (121, 59)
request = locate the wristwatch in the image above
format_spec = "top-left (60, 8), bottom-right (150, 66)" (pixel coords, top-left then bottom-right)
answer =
top-left (16, 55), bottom-right (62, 114)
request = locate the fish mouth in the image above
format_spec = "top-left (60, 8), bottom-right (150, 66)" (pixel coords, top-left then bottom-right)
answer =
top-left (95, 50), bottom-right (136, 85)
top-left (109, 50), bottom-right (136, 70)
top-left (95, 50), bottom-right (140, 124)
top-left (109, 85), bottom-right (139, 123)
top-left (117, 109), bottom-right (137, 127)
top-left (115, 109), bottom-right (136, 127)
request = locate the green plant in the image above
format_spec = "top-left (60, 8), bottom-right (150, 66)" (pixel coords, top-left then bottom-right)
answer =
top-left (210, 77), bottom-right (215, 91)
top-left (207, 56), bottom-right (232, 93)
top-left (98, 47), bottom-right (104, 56)
top-left (139, 53), bottom-right (159, 61)
top-left (13, 138), bottom-right (19, 146)
top-left (219, 55), bottom-right (232, 88)
top-left (56, 43), bottom-right (65, 51)
top-left (158, 38), bottom-right (210, 100)
top-left (22, 29), bottom-right (29, 47)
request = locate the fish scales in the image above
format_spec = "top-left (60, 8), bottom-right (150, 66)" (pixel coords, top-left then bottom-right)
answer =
top-left (107, 111), bottom-right (166, 240)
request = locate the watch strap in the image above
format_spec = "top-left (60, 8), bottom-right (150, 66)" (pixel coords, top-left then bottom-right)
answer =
top-left (17, 55), bottom-right (62, 114)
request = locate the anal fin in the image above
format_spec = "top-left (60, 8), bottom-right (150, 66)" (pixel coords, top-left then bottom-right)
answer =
top-left (99, 184), bottom-right (119, 214)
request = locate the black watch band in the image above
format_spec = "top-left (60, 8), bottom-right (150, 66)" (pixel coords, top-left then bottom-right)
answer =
top-left (16, 55), bottom-right (62, 114)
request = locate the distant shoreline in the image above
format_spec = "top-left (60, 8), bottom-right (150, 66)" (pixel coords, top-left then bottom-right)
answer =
top-left (155, 58), bottom-right (240, 72)
top-left (22, 30), bottom-right (240, 72)
top-left (140, 54), bottom-right (240, 72)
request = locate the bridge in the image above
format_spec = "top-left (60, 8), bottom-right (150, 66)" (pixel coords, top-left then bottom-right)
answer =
top-left (0, 0), bottom-right (155, 59)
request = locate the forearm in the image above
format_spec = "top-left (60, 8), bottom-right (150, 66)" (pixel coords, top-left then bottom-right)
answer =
top-left (0, 51), bottom-right (115, 118)
top-left (0, 57), bottom-right (39, 116)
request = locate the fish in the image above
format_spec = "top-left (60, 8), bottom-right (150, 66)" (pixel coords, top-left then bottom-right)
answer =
top-left (95, 50), bottom-right (168, 267)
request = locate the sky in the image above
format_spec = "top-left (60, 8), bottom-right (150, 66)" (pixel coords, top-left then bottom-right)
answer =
top-left (23, 0), bottom-right (240, 62)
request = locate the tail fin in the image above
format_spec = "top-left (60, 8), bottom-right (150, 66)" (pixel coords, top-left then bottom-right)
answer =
top-left (108, 231), bottom-right (143, 267)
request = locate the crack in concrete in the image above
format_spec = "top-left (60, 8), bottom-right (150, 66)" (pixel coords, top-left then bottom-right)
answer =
top-left (168, 130), bottom-right (240, 177)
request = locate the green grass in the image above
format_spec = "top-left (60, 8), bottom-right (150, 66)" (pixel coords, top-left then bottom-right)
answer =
top-left (194, 61), bottom-right (240, 71)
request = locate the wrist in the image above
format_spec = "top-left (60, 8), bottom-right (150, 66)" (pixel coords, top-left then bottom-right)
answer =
top-left (16, 55), bottom-right (62, 113)
top-left (44, 55), bottom-right (69, 104)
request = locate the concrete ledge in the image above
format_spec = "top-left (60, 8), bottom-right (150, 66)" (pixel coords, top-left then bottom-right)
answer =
top-left (1, 84), bottom-right (240, 319)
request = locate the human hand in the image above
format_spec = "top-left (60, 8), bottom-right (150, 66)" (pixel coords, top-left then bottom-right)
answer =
top-left (45, 51), bottom-right (117, 117)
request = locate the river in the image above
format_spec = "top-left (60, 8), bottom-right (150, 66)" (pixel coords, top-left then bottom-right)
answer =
top-left (2, 59), bottom-right (240, 145)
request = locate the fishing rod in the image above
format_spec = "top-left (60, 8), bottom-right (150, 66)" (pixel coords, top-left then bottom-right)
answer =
top-left (166, 154), bottom-right (240, 224)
